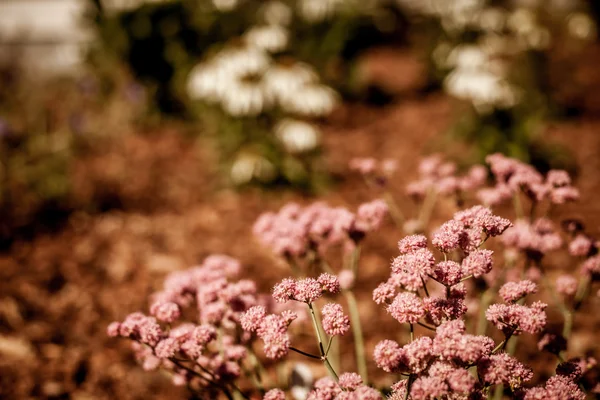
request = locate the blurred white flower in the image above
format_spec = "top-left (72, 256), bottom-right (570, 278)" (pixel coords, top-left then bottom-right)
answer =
top-left (275, 119), bottom-right (321, 153)
top-left (298, 0), bottom-right (345, 23)
top-left (187, 63), bottom-right (228, 103)
top-left (444, 44), bottom-right (519, 112)
top-left (280, 84), bottom-right (338, 117)
top-left (187, 45), bottom-right (272, 116)
top-left (262, 1), bottom-right (293, 26)
top-left (568, 12), bottom-right (597, 41)
top-left (230, 153), bottom-right (276, 184)
top-left (478, 7), bottom-right (506, 32)
top-left (222, 79), bottom-right (271, 117)
top-left (290, 362), bottom-right (314, 400)
top-left (212, 46), bottom-right (271, 77)
top-left (212, 0), bottom-right (239, 12)
top-left (445, 69), bottom-right (519, 112)
top-left (244, 25), bottom-right (289, 53)
top-left (447, 45), bottom-right (487, 70)
top-left (263, 62), bottom-right (318, 103)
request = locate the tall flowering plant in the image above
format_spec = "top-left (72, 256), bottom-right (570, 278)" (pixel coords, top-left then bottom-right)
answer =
top-left (109, 154), bottom-right (599, 399)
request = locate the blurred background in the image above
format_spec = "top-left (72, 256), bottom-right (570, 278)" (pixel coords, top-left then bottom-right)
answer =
top-left (0, 0), bottom-right (599, 399)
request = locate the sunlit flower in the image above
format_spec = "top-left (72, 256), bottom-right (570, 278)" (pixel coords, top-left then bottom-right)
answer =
top-left (279, 83), bottom-right (338, 117)
top-left (275, 119), bottom-right (321, 154)
top-left (244, 25), bottom-right (289, 53)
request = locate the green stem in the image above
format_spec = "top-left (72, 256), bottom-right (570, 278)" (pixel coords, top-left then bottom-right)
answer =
top-left (477, 290), bottom-right (494, 336)
top-left (344, 290), bottom-right (368, 385)
top-left (513, 192), bottom-right (524, 219)
top-left (418, 188), bottom-right (438, 228)
top-left (308, 303), bottom-right (339, 381)
top-left (383, 191), bottom-right (405, 230)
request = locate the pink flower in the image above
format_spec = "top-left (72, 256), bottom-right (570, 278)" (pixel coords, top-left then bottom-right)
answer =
top-left (155, 338), bottom-right (180, 359)
top-left (432, 261), bottom-right (463, 286)
top-left (568, 235), bottom-right (592, 257)
top-left (349, 157), bottom-right (377, 175)
top-left (397, 235), bottom-right (428, 254)
top-left (387, 292), bottom-right (425, 324)
top-left (499, 280), bottom-right (538, 303)
top-left (432, 220), bottom-right (465, 253)
top-left (374, 340), bottom-right (403, 372)
top-left (321, 303), bottom-right (350, 336)
top-left (462, 249), bottom-right (494, 277)
top-left (263, 389), bottom-right (286, 400)
top-left (555, 275), bottom-right (578, 296)
top-left (410, 375), bottom-right (448, 400)
top-left (477, 353), bottom-right (533, 389)
top-left (338, 372), bottom-right (362, 390)
top-left (107, 322), bottom-right (121, 337)
top-left (582, 255), bottom-right (600, 278)
top-left (423, 294), bottom-right (467, 325)
top-left (486, 301), bottom-right (547, 334)
top-left (550, 187), bottom-right (580, 204)
top-left (307, 376), bottom-right (341, 400)
top-left (546, 170), bottom-right (571, 187)
top-left (477, 185), bottom-right (513, 206)
top-left (373, 281), bottom-right (396, 304)
top-left (433, 320), bottom-right (494, 364)
top-left (257, 314), bottom-right (291, 359)
top-left (150, 301), bottom-right (180, 323)
top-left (273, 278), bottom-right (297, 303)
top-left (317, 273), bottom-right (340, 294)
top-left (523, 375), bottom-right (585, 400)
top-left (240, 305), bottom-right (267, 332)
top-left (354, 199), bottom-right (388, 233)
top-left (391, 248), bottom-right (436, 291)
top-left (294, 278), bottom-right (323, 303)
top-left (400, 336), bottom-right (434, 373)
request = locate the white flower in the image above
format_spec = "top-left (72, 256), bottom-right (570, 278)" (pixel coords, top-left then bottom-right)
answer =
top-left (279, 84), bottom-right (338, 117)
top-left (187, 45), bottom-right (273, 116)
top-left (568, 12), bottom-right (597, 41)
top-left (447, 45), bottom-right (487, 71)
top-left (212, 0), bottom-right (239, 12)
top-left (221, 80), bottom-right (271, 117)
top-left (187, 63), bottom-right (228, 102)
top-left (244, 25), bottom-right (289, 53)
top-left (298, 0), bottom-right (345, 23)
top-left (275, 119), bottom-right (321, 153)
top-left (261, 1), bottom-right (293, 26)
top-left (212, 46), bottom-right (271, 77)
top-left (445, 69), bottom-right (519, 112)
top-left (230, 153), bottom-right (276, 184)
top-left (263, 62), bottom-right (318, 103)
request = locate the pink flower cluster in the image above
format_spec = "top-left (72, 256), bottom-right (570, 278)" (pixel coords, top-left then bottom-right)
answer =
top-left (273, 273), bottom-right (340, 303)
top-left (107, 255), bottom-right (260, 390)
top-left (478, 153), bottom-right (580, 206)
top-left (306, 374), bottom-right (380, 400)
top-left (432, 205), bottom-right (511, 254)
top-left (240, 305), bottom-right (296, 359)
top-left (502, 218), bottom-right (563, 255)
top-left (321, 303), bottom-right (350, 336)
top-left (486, 300), bottom-right (547, 335)
top-left (253, 200), bottom-right (388, 258)
top-left (405, 154), bottom-right (488, 199)
top-left (377, 320), bottom-right (535, 399)
top-left (499, 280), bottom-right (538, 303)
top-left (349, 157), bottom-right (398, 181)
